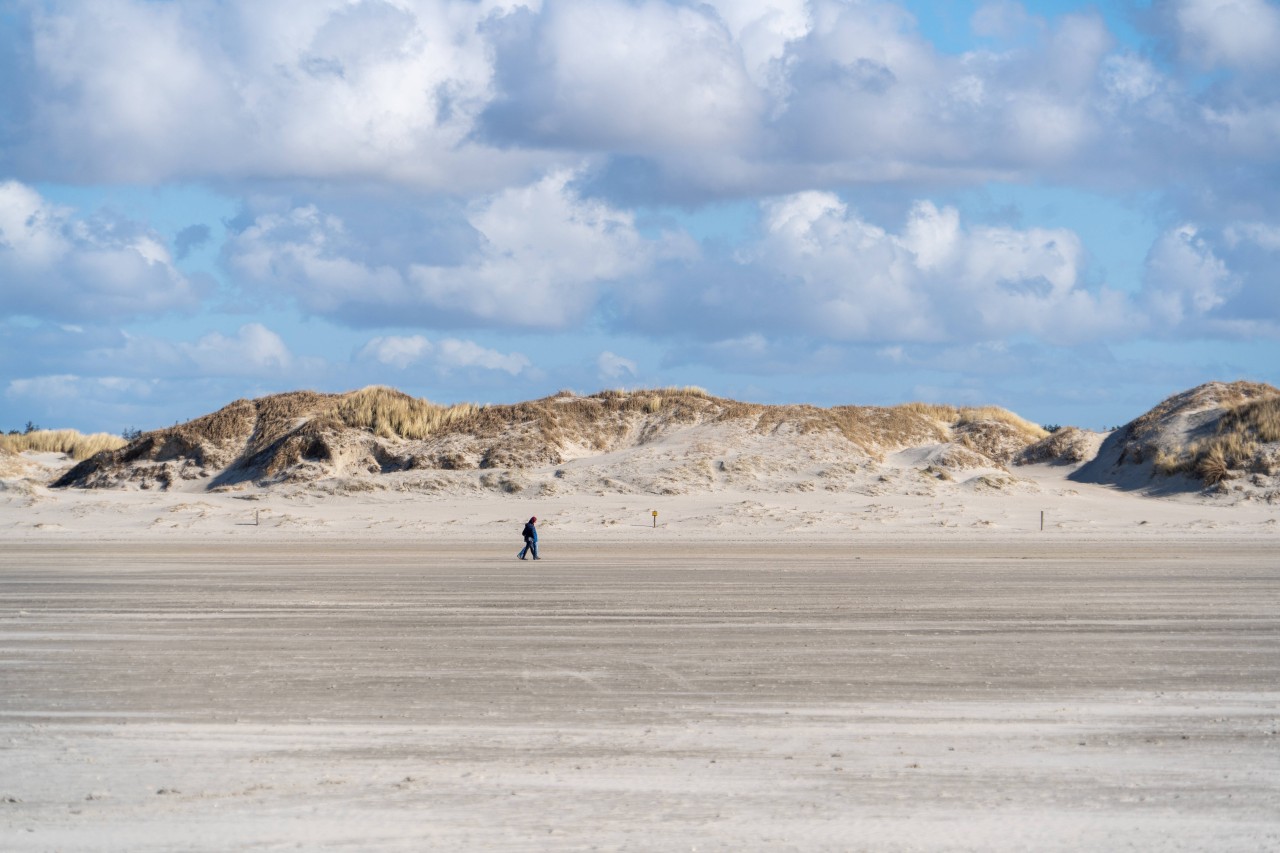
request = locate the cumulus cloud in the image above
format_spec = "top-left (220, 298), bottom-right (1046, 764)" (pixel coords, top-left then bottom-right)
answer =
top-left (622, 192), bottom-right (1137, 346)
top-left (0, 181), bottom-right (207, 322)
top-left (482, 0), bottom-right (763, 153)
top-left (185, 324), bottom-right (293, 375)
top-left (0, 0), bottom-right (1268, 205)
top-left (73, 324), bottom-right (296, 380)
top-left (1225, 221), bottom-right (1280, 251)
top-left (596, 351), bottom-right (637, 381)
top-left (14, 0), bottom-right (547, 189)
top-left (225, 170), bottom-right (683, 329)
top-left (1172, 219), bottom-right (1280, 336)
top-left (6, 374), bottom-right (158, 402)
top-left (971, 1), bottom-right (1044, 41)
top-left (358, 334), bottom-right (530, 375)
top-left (1142, 225), bottom-right (1236, 328)
top-left (1171, 0), bottom-right (1280, 69)
top-left (700, 0), bottom-right (810, 96)
top-left (358, 335), bottom-right (434, 371)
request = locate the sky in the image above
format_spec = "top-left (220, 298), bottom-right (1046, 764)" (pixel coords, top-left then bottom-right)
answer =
top-left (2, 0), bottom-right (1279, 434)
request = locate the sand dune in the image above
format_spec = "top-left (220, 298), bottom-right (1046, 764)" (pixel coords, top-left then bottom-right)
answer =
top-left (51, 386), bottom-right (1047, 495)
top-left (6, 381), bottom-right (1279, 542)
top-left (35, 381), bottom-right (1280, 510)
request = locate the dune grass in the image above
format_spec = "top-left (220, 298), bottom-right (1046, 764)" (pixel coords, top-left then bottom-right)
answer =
top-left (895, 402), bottom-right (1049, 442)
top-left (1219, 396), bottom-right (1280, 443)
top-left (1153, 396), bottom-right (1280, 483)
top-left (0, 429), bottom-right (127, 460)
top-left (335, 386), bottom-right (480, 440)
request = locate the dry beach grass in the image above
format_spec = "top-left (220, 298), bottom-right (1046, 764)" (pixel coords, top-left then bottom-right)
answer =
top-left (1160, 396), bottom-right (1280, 484)
top-left (0, 430), bottom-right (126, 461)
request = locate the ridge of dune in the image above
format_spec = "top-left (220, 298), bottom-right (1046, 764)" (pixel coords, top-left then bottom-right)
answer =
top-left (50, 386), bottom-right (1046, 497)
top-left (1065, 380), bottom-right (1280, 502)
top-left (26, 380), bottom-right (1280, 507)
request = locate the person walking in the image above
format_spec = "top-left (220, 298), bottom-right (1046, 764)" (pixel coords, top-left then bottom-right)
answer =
top-left (518, 516), bottom-right (539, 560)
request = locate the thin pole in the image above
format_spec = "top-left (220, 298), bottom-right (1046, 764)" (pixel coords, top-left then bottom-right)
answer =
top-left (1040, 510), bottom-right (1044, 531)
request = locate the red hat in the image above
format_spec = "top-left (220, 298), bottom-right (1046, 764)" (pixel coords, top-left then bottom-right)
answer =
top-left (530, 516), bottom-right (537, 522)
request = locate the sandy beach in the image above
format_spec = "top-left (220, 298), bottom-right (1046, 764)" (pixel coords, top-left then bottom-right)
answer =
top-left (2, 534), bottom-right (1277, 851)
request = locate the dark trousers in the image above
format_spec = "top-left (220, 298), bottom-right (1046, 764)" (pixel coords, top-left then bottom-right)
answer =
top-left (519, 539), bottom-right (539, 559)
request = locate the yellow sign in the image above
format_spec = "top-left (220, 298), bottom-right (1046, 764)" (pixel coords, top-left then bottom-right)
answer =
top-left (651, 510), bottom-right (659, 516)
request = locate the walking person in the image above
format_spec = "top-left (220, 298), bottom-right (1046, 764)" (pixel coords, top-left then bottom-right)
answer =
top-left (518, 516), bottom-right (539, 560)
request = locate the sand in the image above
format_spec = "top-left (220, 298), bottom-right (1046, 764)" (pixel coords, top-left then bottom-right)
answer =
top-left (2, 451), bottom-right (1279, 850)
top-left (2, 536), bottom-right (1278, 851)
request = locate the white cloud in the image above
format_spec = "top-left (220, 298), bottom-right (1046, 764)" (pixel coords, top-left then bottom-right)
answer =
top-left (359, 335), bottom-right (435, 370)
top-left (21, 0), bottom-right (547, 190)
top-left (6, 374), bottom-right (158, 402)
top-left (1142, 225), bottom-right (1236, 326)
top-left (186, 324), bottom-right (292, 375)
top-left (759, 192), bottom-right (1127, 343)
top-left (1100, 54), bottom-right (1164, 105)
top-left (624, 192), bottom-right (1138, 346)
top-left (877, 345), bottom-right (907, 364)
top-left (358, 334), bottom-right (530, 375)
top-left (0, 181), bottom-right (205, 321)
top-left (63, 324), bottom-right (299, 382)
top-left (483, 0), bottom-right (763, 154)
top-left (971, 1), bottom-right (1042, 41)
top-left (227, 170), bottom-right (682, 329)
top-left (0, 0), bottom-right (1272, 209)
top-left (597, 351), bottom-right (637, 381)
top-left (701, 0), bottom-right (810, 96)
top-left (435, 338), bottom-right (531, 374)
top-left (1225, 221), bottom-right (1280, 251)
top-left (1173, 0), bottom-right (1280, 69)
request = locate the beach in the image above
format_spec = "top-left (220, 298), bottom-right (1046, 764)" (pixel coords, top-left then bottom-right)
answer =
top-left (3, 536), bottom-right (1277, 851)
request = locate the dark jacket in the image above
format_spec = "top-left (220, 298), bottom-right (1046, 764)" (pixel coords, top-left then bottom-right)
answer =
top-left (522, 522), bottom-right (537, 543)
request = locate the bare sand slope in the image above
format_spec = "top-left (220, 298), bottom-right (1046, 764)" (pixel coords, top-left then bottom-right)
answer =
top-left (6, 448), bottom-right (1280, 544)
top-left (2, 542), bottom-right (1277, 851)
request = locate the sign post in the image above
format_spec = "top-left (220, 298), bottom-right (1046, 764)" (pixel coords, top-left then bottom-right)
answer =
top-left (651, 510), bottom-right (658, 528)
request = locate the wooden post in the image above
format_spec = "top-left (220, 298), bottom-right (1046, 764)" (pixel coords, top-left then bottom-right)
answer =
top-left (652, 510), bottom-right (658, 528)
top-left (1040, 510), bottom-right (1044, 531)
top-left (256, 509), bottom-right (260, 526)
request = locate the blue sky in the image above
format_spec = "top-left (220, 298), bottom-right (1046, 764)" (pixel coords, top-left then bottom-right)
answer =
top-left (2, 0), bottom-right (1279, 434)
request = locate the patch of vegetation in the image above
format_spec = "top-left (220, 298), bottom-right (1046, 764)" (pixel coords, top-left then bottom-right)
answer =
top-left (0, 429), bottom-right (128, 460)
top-left (335, 386), bottom-right (479, 441)
top-left (1154, 396), bottom-right (1280, 483)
